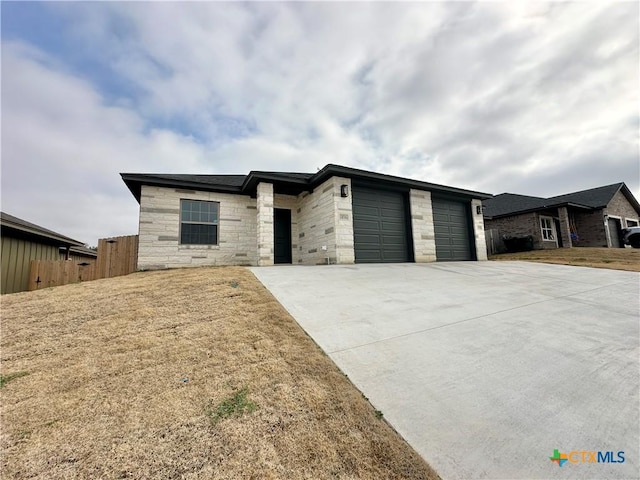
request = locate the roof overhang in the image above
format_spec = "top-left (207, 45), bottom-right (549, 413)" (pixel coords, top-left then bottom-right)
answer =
top-left (121, 173), bottom-right (243, 202)
top-left (0, 215), bottom-right (85, 247)
top-left (122, 165), bottom-right (492, 204)
top-left (484, 201), bottom-right (595, 220)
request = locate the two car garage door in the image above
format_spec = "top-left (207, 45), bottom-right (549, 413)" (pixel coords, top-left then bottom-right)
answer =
top-left (352, 185), bottom-right (473, 263)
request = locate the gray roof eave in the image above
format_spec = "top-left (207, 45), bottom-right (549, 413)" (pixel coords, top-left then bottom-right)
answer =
top-left (0, 214), bottom-right (85, 247)
top-left (121, 173), bottom-right (243, 203)
top-left (312, 164), bottom-right (492, 199)
top-left (484, 201), bottom-right (595, 220)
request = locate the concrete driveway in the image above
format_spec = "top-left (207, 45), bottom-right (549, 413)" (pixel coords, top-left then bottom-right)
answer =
top-left (251, 262), bottom-right (639, 479)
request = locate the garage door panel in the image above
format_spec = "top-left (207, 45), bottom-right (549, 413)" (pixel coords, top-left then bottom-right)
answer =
top-left (355, 234), bottom-right (382, 245)
top-left (352, 186), bottom-right (410, 263)
top-left (381, 220), bottom-right (405, 230)
top-left (432, 198), bottom-right (473, 261)
top-left (450, 226), bottom-right (468, 236)
top-left (354, 206), bottom-right (381, 218)
top-left (382, 236), bottom-right (406, 246)
top-left (380, 207), bottom-right (404, 217)
top-left (354, 218), bottom-right (381, 230)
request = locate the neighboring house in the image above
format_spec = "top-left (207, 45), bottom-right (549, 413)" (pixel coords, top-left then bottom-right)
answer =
top-left (483, 183), bottom-right (640, 251)
top-left (121, 164), bottom-right (491, 270)
top-left (1, 212), bottom-right (89, 294)
top-left (61, 245), bottom-right (98, 264)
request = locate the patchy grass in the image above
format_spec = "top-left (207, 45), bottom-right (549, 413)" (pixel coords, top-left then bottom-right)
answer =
top-left (1, 267), bottom-right (439, 479)
top-left (0, 371), bottom-right (29, 389)
top-left (489, 247), bottom-right (640, 271)
top-left (206, 386), bottom-right (258, 425)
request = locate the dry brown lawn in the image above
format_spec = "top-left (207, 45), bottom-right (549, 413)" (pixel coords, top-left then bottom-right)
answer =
top-left (489, 247), bottom-right (640, 272)
top-left (1, 267), bottom-right (439, 480)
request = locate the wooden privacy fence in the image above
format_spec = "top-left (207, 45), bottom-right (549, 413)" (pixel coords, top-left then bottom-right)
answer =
top-left (485, 228), bottom-right (502, 256)
top-left (95, 235), bottom-right (139, 279)
top-left (29, 260), bottom-right (96, 290)
top-left (28, 235), bottom-right (138, 291)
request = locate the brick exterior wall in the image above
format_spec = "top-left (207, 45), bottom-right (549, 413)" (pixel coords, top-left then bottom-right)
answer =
top-left (485, 190), bottom-right (640, 250)
top-left (604, 190), bottom-right (640, 228)
top-left (484, 213), bottom-right (538, 250)
top-left (137, 185), bottom-right (257, 269)
top-left (296, 177), bottom-right (354, 265)
top-left (558, 207), bottom-right (572, 248)
top-left (486, 212), bottom-right (556, 250)
top-left (409, 189), bottom-right (436, 262)
top-left (573, 209), bottom-right (607, 247)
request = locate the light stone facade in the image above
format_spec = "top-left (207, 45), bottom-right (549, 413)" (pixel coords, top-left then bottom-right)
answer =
top-left (137, 178), bottom-right (488, 270)
top-left (138, 185), bottom-right (258, 270)
top-left (409, 189), bottom-right (436, 262)
top-left (257, 182), bottom-right (274, 266)
top-left (471, 199), bottom-right (488, 260)
top-left (297, 177), bottom-right (354, 265)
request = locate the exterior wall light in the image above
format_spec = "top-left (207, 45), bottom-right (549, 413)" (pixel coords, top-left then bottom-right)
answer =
top-left (476, 205), bottom-right (482, 214)
top-left (340, 184), bottom-right (349, 197)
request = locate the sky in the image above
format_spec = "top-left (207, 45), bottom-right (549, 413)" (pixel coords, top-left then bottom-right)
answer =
top-left (1, 1), bottom-right (638, 246)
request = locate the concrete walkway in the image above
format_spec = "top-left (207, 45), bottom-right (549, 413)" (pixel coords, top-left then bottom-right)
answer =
top-left (251, 262), bottom-right (639, 479)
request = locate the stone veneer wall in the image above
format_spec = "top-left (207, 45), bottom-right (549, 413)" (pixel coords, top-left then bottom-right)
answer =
top-left (138, 185), bottom-right (257, 269)
top-left (257, 182), bottom-right (274, 266)
top-left (409, 189), bottom-right (436, 262)
top-left (296, 177), bottom-right (354, 265)
top-left (471, 199), bottom-right (488, 260)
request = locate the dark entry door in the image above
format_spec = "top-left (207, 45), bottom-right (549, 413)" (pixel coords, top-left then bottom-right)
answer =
top-left (274, 209), bottom-right (292, 264)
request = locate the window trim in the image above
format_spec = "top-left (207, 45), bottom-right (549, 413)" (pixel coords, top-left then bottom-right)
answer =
top-left (179, 199), bottom-right (220, 246)
top-left (540, 216), bottom-right (555, 242)
top-left (625, 218), bottom-right (639, 228)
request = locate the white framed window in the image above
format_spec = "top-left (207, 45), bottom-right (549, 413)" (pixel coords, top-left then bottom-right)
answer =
top-left (540, 217), bottom-right (554, 241)
top-left (180, 199), bottom-right (219, 245)
top-left (626, 219), bottom-right (639, 228)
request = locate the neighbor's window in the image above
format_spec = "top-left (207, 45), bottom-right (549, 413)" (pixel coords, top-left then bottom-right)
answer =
top-left (627, 219), bottom-right (639, 227)
top-left (540, 217), bottom-right (554, 241)
top-left (180, 200), bottom-right (219, 245)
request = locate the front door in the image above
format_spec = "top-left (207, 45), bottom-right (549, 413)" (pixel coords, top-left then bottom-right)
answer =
top-left (274, 209), bottom-right (292, 264)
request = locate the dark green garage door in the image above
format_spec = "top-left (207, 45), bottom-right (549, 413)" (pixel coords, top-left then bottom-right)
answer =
top-left (352, 186), bottom-right (410, 263)
top-left (432, 198), bottom-right (473, 261)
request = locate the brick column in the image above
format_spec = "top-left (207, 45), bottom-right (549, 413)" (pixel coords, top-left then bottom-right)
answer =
top-left (409, 189), bottom-right (436, 262)
top-left (257, 182), bottom-right (274, 266)
top-left (558, 207), bottom-right (573, 248)
top-left (471, 199), bottom-right (488, 260)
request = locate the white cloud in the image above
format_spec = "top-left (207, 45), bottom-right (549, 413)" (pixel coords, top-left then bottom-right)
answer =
top-left (1, 2), bottom-right (638, 243)
top-left (1, 41), bottom-right (210, 244)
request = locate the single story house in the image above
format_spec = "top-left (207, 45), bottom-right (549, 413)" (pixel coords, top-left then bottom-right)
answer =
top-left (121, 164), bottom-right (491, 269)
top-left (1, 212), bottom-right (91, 294)
top-left (482, 182), bottom-right (640, 251)
top-left (62, 245), bottom-right (98, 265)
